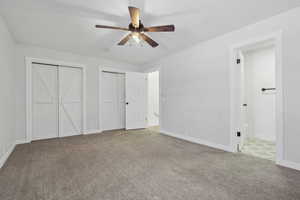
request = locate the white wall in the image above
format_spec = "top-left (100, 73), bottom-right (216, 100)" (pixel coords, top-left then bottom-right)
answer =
top-left (15, 44), bottom-right (140, 142)
top-left (147, 71), bottom-right (159, 127)
top-left (244, 47), bottom-right (276, 142)
top-left (0, 15), bottom-right (15, 167)
top-left (153, 7), bottom-right (300, 165)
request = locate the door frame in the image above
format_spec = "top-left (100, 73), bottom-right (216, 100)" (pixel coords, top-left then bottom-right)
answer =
top-left (26, 57), bottom-right (86, 142)
top-left (229, 31), bottom-right (284, 164)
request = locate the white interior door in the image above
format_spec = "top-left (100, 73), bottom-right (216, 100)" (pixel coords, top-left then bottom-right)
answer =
top-left (59, 67), bottom-right (83, 137)
top-left (101, 72), bottom-right (125, 131)
top-left (32, 63), bottom-right (58, 140)
top-left (125, 72), bottom-right (147, 130)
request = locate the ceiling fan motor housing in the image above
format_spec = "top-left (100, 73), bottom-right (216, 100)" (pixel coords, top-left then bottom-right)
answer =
top-left (129, 20), bottom-right (144, 32)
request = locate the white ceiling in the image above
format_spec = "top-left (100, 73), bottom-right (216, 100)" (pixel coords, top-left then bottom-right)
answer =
top-left (1, 0), bottom-right (300, 65)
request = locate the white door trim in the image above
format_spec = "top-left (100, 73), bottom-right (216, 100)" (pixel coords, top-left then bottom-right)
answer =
top-left (26, 57), bottom-right (86, 142)
top-left (229, 31), bottom-right (284, 164)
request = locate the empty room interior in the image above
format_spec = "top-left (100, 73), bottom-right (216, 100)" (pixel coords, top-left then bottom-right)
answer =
top-left (1, 0), bottom-right (300, 199)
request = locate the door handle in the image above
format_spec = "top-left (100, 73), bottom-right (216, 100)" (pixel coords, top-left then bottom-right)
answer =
top-left (126, 102), bottom-right (129, 105)
top-left (262, 88), bottom-right (276, 92)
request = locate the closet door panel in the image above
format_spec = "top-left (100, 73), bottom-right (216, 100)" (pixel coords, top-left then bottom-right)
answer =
top-left (117, 74), bottom-right (126, 129)
top-left (101, 72), bottom-right (125, 131)
top-left (102, 72), bottom-right (117, 131)
top-left (32, 64), bottom-right (58, 140)
top-left (59, 67), bottom-right (83, 137)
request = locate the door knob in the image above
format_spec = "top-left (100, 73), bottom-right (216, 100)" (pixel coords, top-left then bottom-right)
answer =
top-left (126, 102), bottom-right (129, 105)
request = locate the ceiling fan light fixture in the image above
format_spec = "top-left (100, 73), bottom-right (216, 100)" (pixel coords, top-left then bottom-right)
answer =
top-left (131, 32), bottom-right (140, 43)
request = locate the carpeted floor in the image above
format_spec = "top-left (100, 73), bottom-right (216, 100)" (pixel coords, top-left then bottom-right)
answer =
top-left (1, 129), bottom-right (300, 200)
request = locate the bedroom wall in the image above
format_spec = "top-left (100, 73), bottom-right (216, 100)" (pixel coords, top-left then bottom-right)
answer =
top-left (152, 7), bottom-right (300, 167)
top-left (15, 44), bottom-right (140, 142)
top-left (0, 15), bottom-right (16, 168)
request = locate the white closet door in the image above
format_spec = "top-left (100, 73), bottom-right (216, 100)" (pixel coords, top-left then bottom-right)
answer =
top-left (59, 67), bottom-right (83, 137)
top-left (32, 64), bottom-right (58, 140)
top-left (116, 73), bottom-right (126, 129)
top-left (101, 72), bottom-right (125, 131)
top-left (102, 72), bottom-right (116, 131)
top-left (125, 72), bottom-right (147, 130)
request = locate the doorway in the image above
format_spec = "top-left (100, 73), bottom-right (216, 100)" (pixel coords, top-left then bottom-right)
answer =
top-left (230, 33), bottom-right (284, 163)
top-left (147, 71), bottom-right (160, 132)
top-left (99, 69), bottom-right (148, 131)
top-left (240, 46), bottom-right (276, 161)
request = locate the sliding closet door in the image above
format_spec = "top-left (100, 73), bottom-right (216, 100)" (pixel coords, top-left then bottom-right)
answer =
top-left (59, 67), bottom-right (83, 137)
top-left (32, 63), bottom-right (59, 140)
top-left (101, 72), bottom-right (125, 131)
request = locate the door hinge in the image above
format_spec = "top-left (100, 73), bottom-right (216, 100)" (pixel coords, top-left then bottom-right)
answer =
top-left (237, 131), bottom-right (241, 137)
top-left (236, 59), bottom-right (241, 64)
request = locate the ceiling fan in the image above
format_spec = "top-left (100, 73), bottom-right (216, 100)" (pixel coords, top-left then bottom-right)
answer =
top-left (95, 6), bottom-right (175, 48)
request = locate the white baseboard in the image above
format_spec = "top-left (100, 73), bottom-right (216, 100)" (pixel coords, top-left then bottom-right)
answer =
top-left (84, 129), bottom-right (103, 135)
top-left (15, 139), bottom-right (29, 145)
top-left (0, 143), bottom-right (16, 169)
top-left (277, 160), bottom-right (300, 171)
top-left (160, 130), bottom-right (233, 152)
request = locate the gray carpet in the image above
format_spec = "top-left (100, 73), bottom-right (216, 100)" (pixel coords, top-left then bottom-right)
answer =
top-left (1, 129), bottom-right (300, 200)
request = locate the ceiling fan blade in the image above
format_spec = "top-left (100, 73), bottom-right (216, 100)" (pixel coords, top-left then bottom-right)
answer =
top-left (144, 25), bottom-right (175, 32)
top-left (118, 34), bottom-right (132, 45)
top-left (128, 6), bottom-right (140, 28)
top-left (95, 25), bottom-right (129, 31)
top-left (140, 33), bottom-right (159, 48)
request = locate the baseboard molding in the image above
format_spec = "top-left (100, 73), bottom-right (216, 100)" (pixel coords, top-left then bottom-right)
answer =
top-left (84, 129), bottom-right (103, 135)
top-left (15, 139), bottom-right (29, 145)
top-left (277, 160), bottom-right (300, 171)
top-left (0, 143), bottom-right (16, 169)
top-left (160, 130), bottom-right (233, 152)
